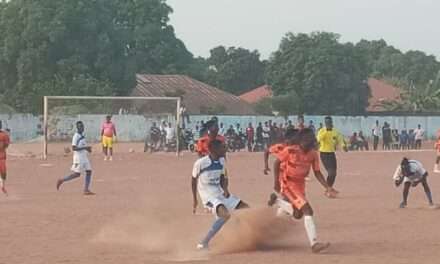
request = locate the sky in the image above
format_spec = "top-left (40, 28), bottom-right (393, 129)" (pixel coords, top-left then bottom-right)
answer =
top-left (167, 0), bottom-right (439, 59)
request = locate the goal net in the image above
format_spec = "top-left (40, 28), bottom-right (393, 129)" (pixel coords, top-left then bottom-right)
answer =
top-left (43, 96), bottom-right (181, 159)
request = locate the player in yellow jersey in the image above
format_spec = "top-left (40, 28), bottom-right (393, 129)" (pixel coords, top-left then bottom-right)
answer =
top-left (317, 116), bottom-right (347, 195)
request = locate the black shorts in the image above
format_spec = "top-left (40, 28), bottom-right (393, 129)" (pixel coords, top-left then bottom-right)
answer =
top-left (320, 152), bottom-right (337, 171)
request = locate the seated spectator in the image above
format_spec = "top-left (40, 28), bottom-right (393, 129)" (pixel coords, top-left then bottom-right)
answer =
top-left (349, 132), bottom-right (361, 151)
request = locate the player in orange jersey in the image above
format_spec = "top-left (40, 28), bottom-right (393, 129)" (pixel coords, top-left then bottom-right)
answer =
top-left (0, 121), bottom-right (11, 195)
top-left (434, 135), bottom-right (440, 173)
top-left (196, 120), bottom-right (225, 157)
top-left (269, 128), bottom-right (338, 253)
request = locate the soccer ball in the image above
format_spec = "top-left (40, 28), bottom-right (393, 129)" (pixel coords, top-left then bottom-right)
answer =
top-left (129, 148), bottom-right (135, 153)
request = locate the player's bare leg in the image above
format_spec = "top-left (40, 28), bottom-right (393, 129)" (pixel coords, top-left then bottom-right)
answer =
top-left (83, 170), bottom-right (95, 195)
top-left (109, 147), bottom-right (113, 161)
top-left (1, 173), bottom-right (8, 196)
top-left (57, 172), bottom-right (81, 190)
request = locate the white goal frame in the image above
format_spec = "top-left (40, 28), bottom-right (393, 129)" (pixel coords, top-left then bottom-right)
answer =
top-left (43, 96), bottom-right (181, 160)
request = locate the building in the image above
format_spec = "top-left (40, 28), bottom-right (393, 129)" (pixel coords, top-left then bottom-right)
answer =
top-left (132, 74), bottom-right (255, 115)
top-left (239, 85), bottom-right (273, 104)
top-left (366, 78), bottom-right (402, 112)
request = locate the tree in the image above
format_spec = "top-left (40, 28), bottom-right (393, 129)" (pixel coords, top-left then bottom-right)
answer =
top-left (205, 46), bottom-right (266, 95)
top-left (266, 32), bottom-right (370, 115)
top-left (0, 0), bottom-right (193, 113)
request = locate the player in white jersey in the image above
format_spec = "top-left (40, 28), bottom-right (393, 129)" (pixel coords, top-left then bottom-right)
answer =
top-left (56, 121), bottom-right (95, 195)
top-left (191, 139), bottom-right (249, 249)
top-left (393, 157), bottom-right (434, 208)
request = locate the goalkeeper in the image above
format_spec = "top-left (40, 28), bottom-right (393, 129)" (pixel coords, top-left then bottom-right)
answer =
top-left (393, 157), bottom-right (434, 208)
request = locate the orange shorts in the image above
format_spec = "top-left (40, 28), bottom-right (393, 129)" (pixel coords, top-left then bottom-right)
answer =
top-left (281, 180), bottom-right (307, 210)
top-left (0, 159), bottom-right (6, 175)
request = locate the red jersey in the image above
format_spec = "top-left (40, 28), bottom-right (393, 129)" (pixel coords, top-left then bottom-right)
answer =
top-left (196, 135), bottom-right (225, 156)
top-left (0, 131), bottom-right (10, 160)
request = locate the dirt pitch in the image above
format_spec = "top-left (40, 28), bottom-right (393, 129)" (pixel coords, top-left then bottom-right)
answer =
top-left (2, 143), bottom-right (440, 264)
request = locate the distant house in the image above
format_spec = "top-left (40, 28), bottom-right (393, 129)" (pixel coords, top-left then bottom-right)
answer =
top-left (239, 85), bottom-right (273, 104)
top-left (367, 78), bottom-right (402, 112)
top-left (131, 74), bottom-right (255, 115)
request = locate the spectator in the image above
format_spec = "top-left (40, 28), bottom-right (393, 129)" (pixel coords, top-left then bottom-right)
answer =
top-left (256, 122), bottom-right (263, 146)
top-left (372, 120), bottom-right (381, 151)
top-left (382, 122), bottom-right (392, 150)
top-left (226, 125), bottom-right (236, 139)
top-left (392, 129), bottom-right (400, 150)
top-left (414, 124), bottom-right (425, 149)
top-left (246, 123), bottom-right (254, 152)
top-left (358, 131), bottom-right (369, 151)
top-left (286, 120), bottom-right (294, 130)
top-left (146, 122), bottom-right (161, 153)
top-left (165, 122), bottom-right (175, 145)
top-left (219, 123), bottom-right (225, 136)
top-left (400, 130), bottom-right (409, 150)
top-left (297, 114), bottom-right (305, 130)
top-left (349, 132), bottom-right (361, 151)
top-left (408, 129), bottom-right (416, 149)
top-left (308, 120), bottom-right (316, 134)
top-left (235, 123), bottom-right (242, 134)
top-left (270, 122), bottom-right (278, 145)
top-left (262, 122), bottom-right (270, 148)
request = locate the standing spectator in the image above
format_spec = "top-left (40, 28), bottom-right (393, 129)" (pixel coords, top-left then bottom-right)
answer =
top-left (262, 122), bottom-right (270, 148)
top-left (286, 120), bottom-right (294, 130)
top-left (308, 120), bottom-right (316, 134)
top-left (318, 123), bottom-right (324, 133)
top-left (256, 122), bottom-right (263, 146)
top-left (400, 130), bottom-right (409, 150)
top-left (382, 122), bottom-right (392, 150)
top-left (165, 122), bottom-right (175, 146)
top-left (146, 122), bottom-right (161, 153)
top-left (297, 114), bottom-right (305, 130)
top-left (408, 129), bottom-right (416, 149)
top-left (414, 124), bottom-right (425, 149)
top-left (270, 122), bottom-right (279, 145)
top-left (235, 123), bottom-right (242, 134)
top-left (101, 115), bottom-right (117, 161)
top-left (219, 123), bottom-right (225, 136)
top-left (246, 123), bottom-right (254, 152)
top-left (372, 120), bottom-right (381, 151)
top-left (392, 129), bottom-right (400, 150)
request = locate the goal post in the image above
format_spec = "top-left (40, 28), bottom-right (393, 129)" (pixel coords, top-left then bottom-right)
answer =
top-left (42, 96), bottom-right (181, 160)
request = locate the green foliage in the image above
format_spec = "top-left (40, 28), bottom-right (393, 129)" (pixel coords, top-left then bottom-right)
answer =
top-left (0, 0), bottom-right (193, 113)
top-left (203, 46), bottom-right (266, 95)
top-left (266, 32), bottom-right (369, 115)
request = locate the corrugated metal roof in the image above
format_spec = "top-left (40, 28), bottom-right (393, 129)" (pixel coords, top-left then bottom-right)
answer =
top-left (132, 75), bottom-right (255, 115)
top-left (367, 78), bottom-right (402, 112)
top-left (239, 85), bottom-right (273, 103)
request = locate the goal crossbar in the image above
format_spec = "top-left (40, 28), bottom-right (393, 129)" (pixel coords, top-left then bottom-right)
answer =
top-left (42, 96), bottom-right (181, 160)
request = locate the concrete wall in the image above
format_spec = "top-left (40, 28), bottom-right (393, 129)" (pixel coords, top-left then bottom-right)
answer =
top-left (1, 113), bottom-right (440, 142)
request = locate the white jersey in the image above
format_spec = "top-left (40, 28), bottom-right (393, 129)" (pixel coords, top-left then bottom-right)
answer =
top-left (393, 160), bottom-right (427, 183)
top-left (192, 156), bottom-right (226, 205)
top-left (72, 132), bottom-right (89, 164)
top-left (415, 129), bottom-right (425, 140)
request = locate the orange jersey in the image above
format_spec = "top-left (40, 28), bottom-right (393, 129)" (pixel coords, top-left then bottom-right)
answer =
top-left (0, 131), bottom-right (10, 160)
top-left (269, 143), bottom-right (286, 159)
top-left (277, 145), bottom-right (320, 183)
top-left (196, 135), bottom-right (225, 156)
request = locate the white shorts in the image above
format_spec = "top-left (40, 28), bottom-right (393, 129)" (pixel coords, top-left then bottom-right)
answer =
top-left (71, 160), bottom-right (92, 174)
top-left (205, 195), bottom-right (241, 216)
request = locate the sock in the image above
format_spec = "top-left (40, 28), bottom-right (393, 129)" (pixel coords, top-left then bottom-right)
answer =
top-left (276, 198), bottom-right (293, 216)
top-left (84, 172), bottom-right (92, 191)
top-left (200, 217), bottom-right (227, 246)
top-left (0, 178), bottom-right (4, 189)
top-left (304, 215), bottom-right (318, 246)
top-left (63, 173), bottom-right (80, 182)
top-left (426, 190), bottom-right (433, 204)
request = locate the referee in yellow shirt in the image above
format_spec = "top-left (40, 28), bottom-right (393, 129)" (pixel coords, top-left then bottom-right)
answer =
top-left (317, 116), bottom-right (348, 189)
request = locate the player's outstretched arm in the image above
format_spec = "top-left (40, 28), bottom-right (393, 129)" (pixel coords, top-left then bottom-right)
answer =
top-left (263, 149), bottom-right (271, 175)
top-left (191, 177), bottom-right (198, 214)
top-left (273, 159), bottom-right (282, 193)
